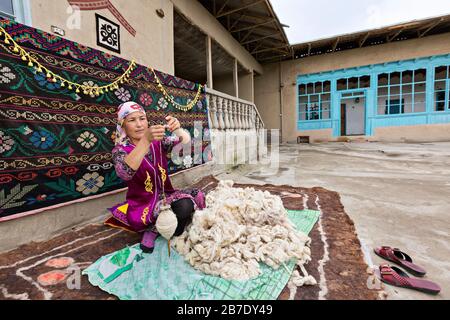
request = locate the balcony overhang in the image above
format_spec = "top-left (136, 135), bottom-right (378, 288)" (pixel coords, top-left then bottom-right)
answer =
top-left (199, 0), bottom-right (292, 64)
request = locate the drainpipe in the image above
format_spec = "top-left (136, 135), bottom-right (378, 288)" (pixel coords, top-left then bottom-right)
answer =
top-left (279, 61), bottom-right (283, 144)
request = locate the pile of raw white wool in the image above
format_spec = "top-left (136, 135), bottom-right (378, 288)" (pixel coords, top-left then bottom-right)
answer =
top-left (173, 180), bottom-right (316, 291)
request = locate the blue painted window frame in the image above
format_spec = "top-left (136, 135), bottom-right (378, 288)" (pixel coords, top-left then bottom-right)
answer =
top-left (337, 75), bottom-right (370, 91)
top-left (0, 0), bottom-right (32, 26)
top-left (298, 81), bottom-right (331, 121)
top-left (297, 53), bottom-right (450, 137)
top-left (386, 99), bottom-right (405, 115)
top-left (434, 65), bottom-right (450, 112)
top-left (377, 69), bottom-right (427, 115)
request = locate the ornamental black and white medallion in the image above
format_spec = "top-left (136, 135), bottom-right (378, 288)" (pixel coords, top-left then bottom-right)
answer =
top-left (96, 14), bottom-right (121, 54)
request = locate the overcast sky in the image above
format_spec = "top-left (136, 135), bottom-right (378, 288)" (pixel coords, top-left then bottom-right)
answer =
top-left (270, 0), bottom-right (450, 44)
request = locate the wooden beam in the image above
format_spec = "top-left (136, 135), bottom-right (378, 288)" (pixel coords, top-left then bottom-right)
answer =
top-left (216, 0), bottom-right (265, 18)
top-left (229, 12), bottom-right (245, 31)
top-left (273, 48), bottom-right (290, 54)
top-left (259, 53), bottom-right (290, 62)
top-left (359, 32), bottom-right (370, 47)
top-left (250, 42), bottom-right (265, 54)
top-left (252, 45), bottom-right (289, 54)
top-left (387, 28), bottom-right (404, 42)
top-left (231, 19), bottom-right (275, 33)
top-left (216, 0), bottom-right (231, 17)
top-left (248, 38), bottom-right (284, 49)
top-left (332, 37), bottom-right (340, 52)
top-left (240, 29), bottom-right (254, 43)
top-left (235, 24), bottom-right (289, 36)
top-left (419, 18), bottom-right (444, 37)
top-left (239, 13), bottom-right (273, 21)
top-left (241, 32), bottom-right (281, 45)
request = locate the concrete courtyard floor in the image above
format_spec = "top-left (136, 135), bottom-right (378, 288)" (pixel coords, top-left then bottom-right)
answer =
top-left (216, 142), bottom-right (450, 300)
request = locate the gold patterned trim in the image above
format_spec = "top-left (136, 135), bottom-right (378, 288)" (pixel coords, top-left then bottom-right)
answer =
top-left (141, 206), bottom-right (150, 226)
top-left (0, 153), bottom-right (112, 170)
top-left (158, 163), bottom-right (166, 186)
top-left (144, 171), bottom-right (153, 193)
top-left (0, 95), bottom-right (117, 114)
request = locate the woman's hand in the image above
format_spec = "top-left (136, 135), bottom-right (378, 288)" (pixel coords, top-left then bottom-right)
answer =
top-left (125, 125), bottom-right (164, 171)
top-left (165, 116), bottom-right (181, 132)
top-left (144, 125), bottom-right (165, 143)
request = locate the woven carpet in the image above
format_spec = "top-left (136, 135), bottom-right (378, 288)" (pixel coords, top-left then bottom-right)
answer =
top-left (0, 176), bottom-right (381, 300)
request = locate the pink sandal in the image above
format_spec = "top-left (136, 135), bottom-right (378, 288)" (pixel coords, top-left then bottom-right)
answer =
top-left (375, 265), bottom-right (440, 295)
top-left (374, 246), bottom-right (426, 277)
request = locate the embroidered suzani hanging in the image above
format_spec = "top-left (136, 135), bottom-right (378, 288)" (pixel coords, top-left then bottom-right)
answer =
top-left (0, 19), bottom-right (210, 221)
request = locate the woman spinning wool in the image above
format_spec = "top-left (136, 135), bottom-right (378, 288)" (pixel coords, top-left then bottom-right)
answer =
top-left (109, 101), bottom-right (206, 253)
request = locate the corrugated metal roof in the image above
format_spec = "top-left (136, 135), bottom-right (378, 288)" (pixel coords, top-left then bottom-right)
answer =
top-left (291, 13), bottom-right (450, 60)
top-left (199, 2), bottom-right (450, 64)
top-left (199, 0), bottom-right (292, 64)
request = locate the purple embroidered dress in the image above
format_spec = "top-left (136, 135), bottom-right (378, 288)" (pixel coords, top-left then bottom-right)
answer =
top-left (109, 135), bottom-right (205, 234)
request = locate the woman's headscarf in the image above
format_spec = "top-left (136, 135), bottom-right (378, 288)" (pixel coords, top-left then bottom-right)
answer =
top-left (115, 101), bottom-right (146, 145)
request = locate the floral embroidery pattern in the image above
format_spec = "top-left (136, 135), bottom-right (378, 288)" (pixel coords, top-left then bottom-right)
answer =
top-left (0, 131), bottom-right (15, 154)
top-left (77, 131), bottom-right (98, 149)
top-left (29, 130), bottom-right (55, 149)
top-left (115, 87), bottom-right (131, 102)
top-left (157, 97), bottom-right (168, 110)
top-left (139, 92), bottom-right (153, 106)
top-left (0, 63), bottom-right (16, 84)
top-left (76, 172), bottom-right (105, 195)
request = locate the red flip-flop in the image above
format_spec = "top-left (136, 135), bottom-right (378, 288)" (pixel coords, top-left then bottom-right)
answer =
top-left (374, 246), bottom-right (426, 277)
top-left (375, 265), bottom-right (441, 295)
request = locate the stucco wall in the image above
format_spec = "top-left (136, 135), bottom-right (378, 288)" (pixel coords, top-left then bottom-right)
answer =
top-left (239, 71), bottom-right (254, 103)
top-left (374, 123), bottom-right (450, 142)
top-left (295, 123), bottom-right (450, 143)
top-left (30, 0), bottom-right (175, 74)
top-left (211, 72), bottom-right (254, 103)
top-left (255, 32), bottom-right (450, 142)
top-left (213, 73), bottom-right (235, 97)
top-left (254, 63), bottom-right (281, 130)
top-left (29, 0), bottom-right (262, 95)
